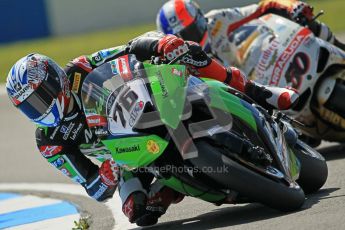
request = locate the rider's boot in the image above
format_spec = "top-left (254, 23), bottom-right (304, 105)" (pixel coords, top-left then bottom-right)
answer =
top-left (225, 67), bottom-right (299, 110)
top-left (244, 81), bottom-right (299, 110)
top-left (135, 182), bottom-right (184, 226)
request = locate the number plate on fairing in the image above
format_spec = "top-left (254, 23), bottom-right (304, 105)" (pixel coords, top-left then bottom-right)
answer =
top-left (107, 78), bottom-right (152, 135)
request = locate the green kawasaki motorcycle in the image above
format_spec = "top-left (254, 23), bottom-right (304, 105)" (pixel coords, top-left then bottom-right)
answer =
top-left (81, 54), bottom-right (327, 212)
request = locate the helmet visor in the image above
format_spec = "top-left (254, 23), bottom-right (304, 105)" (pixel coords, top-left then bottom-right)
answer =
top-left (17, 69), bottom-right (61, 121)
top-left (177, 10), bottom-right (207, 43)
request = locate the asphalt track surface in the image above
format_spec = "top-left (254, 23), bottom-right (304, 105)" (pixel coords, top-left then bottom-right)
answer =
top-left (2, 90), bottom-right (345, 230)
top-left (2, 35), bottom-right (345, 230)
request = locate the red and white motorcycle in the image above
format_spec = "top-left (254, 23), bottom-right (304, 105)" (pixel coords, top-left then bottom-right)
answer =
top-left (228, 13), bottom-right (345, 146)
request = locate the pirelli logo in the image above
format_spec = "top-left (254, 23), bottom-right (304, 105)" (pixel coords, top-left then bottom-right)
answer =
top-left (72, 72), bottom-right (81, 93)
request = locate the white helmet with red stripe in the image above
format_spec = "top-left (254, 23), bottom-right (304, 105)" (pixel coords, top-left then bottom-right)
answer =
top-left (156, 0), bottom-right (209, 49)
top-left (6, 53), bottom-right (71, 127)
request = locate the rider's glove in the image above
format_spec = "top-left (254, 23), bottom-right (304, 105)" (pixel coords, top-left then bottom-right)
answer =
top-left (99, 159), bottom-right (119, 187)
top-left (157, 35), bottom-right (212, 68)
top-left (157, 35), bottom-right (189, 62)
top-left (290, 2), bottom-right (314, 25)
top-left (259, 0), bottom-right (295, 13)
top-left (259, 0), bottom-right (314, 25)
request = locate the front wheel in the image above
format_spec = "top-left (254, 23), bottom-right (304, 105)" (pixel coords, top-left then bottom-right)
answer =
top-left (189, 140), bottom-right (305, 212)
top-left (294, 140), bottom-right (328, 194)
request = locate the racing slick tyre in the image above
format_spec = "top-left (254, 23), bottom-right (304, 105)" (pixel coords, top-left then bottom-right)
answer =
top-left (189, 140), bottom-right (305, 212)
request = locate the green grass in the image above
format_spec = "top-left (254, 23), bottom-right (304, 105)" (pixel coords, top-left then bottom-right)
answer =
top-left (0, 24), bottom-right (155, 82)
top-left (1, 0), bottom-right (345, 83)
top-left (307, 0), bottom-right (345, 32)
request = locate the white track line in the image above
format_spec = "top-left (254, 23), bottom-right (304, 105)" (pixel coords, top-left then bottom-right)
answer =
top-left (7, 214), bottom-right (80, 230)
top-left (0, 183), bottom-right (135, 230)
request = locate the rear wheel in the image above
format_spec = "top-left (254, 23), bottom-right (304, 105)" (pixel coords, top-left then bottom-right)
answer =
top-left (294, 140), bottom-right (328, 194)
top-left (189, 140), bottom-right (305, 212)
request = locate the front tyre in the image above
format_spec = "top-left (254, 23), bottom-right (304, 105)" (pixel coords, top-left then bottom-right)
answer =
top-left (294, 140), bottom-right (328, 194)
top-left (190, 140), bottom-right (305, 212)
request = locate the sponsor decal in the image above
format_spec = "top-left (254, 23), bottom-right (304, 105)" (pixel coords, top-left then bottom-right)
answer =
top-left (129, 101), bottom-right (144, 127)
top-left (14, 83), bottom-right (22, 91)
top-left (285, 52), bottom-right (310, 89)
top-left (211, 20), bottom-right (222, 37)
top-left (319, 106), bottom-right (345, 129)
top-left (72, 72), bottom-right (81, 93)
top-left (165, 43), bottom-right (189, 61)
top-left (60, 125), bottom-right (68, 133)
top-left (168, 15), bottom-right (178, 25)
top-left (13, 84), bottom-right (30, 100)
top-left (33, 100), bottom-right (56, 122)
top-left (86, 115), bottom-right (108, 127)
top-left (270, 28), bottom-right (311, 85)
top-left (100, 171), bottom-right (117, 186)
top-left (100, 50), bottom-right (111, 58)
top-left (167, 15), bottom-right (184, 33)
top-left (181, 56), bottom-right (208, 67)
top-left (51, 157), bottom-right (65, 168)
top-left (73, 176), bottom-right (85, 184)
top-left (50, 127), bottom-right (60, 139)
top-left (92, 52), bottom-right (103, 63)
top-left (84, 129), bottom-right (93, 143)
top-left (119, 57), bottom-right (128, 72)
top-left (40, 145), bottom-right (62, 157)
top-left (62, 74), bottom-right (71, 97)
top-left (72, 56), bottom-right (92, 71)
top-left (236, 30), bottom-right (260, 63)
top-left (146, 140), bottom-right (160, 154)
top-left (255, 39), bottom-right (280, 82)
top-left (106, 93), bottom-right (117, 113)
top-left (70, 123), bottom-right (84, 140)
top-left (115, 144), bottom-right (140, 154)
top-left (171, 68), bottom-right (183, 77)
top-left (156, 71), bottom-right (168, 98)
top-left (60, 167), bottom-right (72, 177)
top-left (95, 128), bottom-right (108, 136)
top-left (60, 122), bottom-right (76, 140)
top-left (110, 60), bottom-right (118, 75)
top-left (118, 56), bottom-right (132, 81)
top-left (92, 183), bottom-right (108, 200)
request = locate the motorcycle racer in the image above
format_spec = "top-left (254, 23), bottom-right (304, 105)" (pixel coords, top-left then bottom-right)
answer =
top-left (157, 0), bottom-right (345, 67)
top-left (6, 31), bottom-right (298, 226)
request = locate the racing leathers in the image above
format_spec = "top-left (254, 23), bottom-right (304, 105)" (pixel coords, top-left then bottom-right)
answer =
top-left (204, 0), bottom-right (345, 68)
top-left (37, 31), bottom-right (284, 226)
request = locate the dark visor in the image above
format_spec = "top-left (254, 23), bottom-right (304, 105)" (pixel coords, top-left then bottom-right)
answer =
top-left (177, 10), bottom-right (207, 43)
top-left (17, 66), bottom-right (62, 120)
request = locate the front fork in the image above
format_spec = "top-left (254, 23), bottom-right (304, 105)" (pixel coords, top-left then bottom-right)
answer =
top-left (276, 116), bottom-right (301, 181)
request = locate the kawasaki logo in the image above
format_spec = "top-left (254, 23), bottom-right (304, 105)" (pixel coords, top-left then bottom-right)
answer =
top-left (115, 145), bottom-right (140, 154)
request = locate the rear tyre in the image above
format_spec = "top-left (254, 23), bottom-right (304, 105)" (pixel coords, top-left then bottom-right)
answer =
top-left (294, 140), bottom-right (328, 194)
top-left (190, 140), bottom-right (305, 212)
